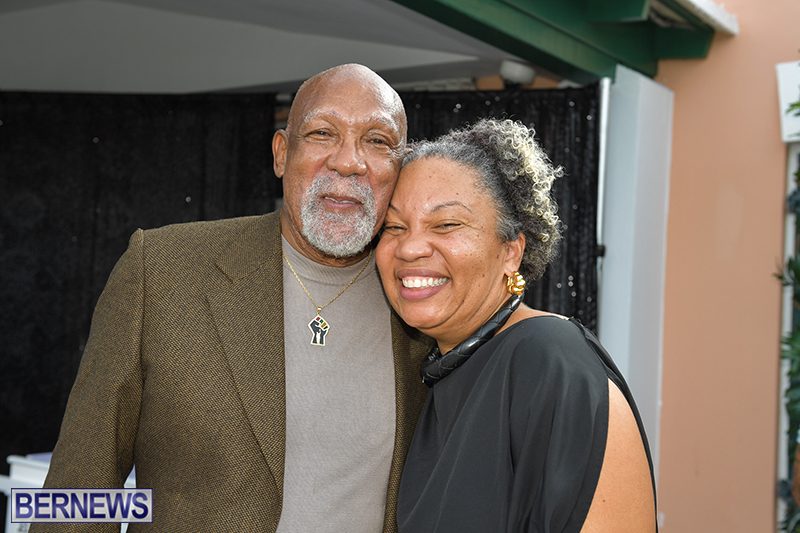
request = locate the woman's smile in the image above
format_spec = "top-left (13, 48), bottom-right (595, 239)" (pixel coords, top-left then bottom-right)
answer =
top-left (396, 270), bottom-right (451, 301)
top-left (400, 276), bottom-right (449, 288)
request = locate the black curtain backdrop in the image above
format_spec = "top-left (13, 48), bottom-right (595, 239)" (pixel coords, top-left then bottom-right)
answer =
top-left (400, 84), bottom-right (601, 330)
top-left (0, 85), bottom-right (599, 508)
top-left (0, 92), bottom-right (278, 489)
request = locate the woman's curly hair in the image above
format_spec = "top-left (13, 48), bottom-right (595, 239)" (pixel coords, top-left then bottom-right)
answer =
top-left (404, 118), bottom-right (562, 280)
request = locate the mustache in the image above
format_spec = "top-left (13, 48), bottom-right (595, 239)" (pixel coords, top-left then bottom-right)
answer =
top-left (305, 174), bottom-right (375, 206)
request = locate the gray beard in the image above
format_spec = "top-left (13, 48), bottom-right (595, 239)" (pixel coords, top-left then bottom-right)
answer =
top-left (300, 175), bottom-right (377, 258)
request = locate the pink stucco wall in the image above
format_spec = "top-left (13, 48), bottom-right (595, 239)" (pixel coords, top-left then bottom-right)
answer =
top-left (655, 1), bottom-right (800, 530)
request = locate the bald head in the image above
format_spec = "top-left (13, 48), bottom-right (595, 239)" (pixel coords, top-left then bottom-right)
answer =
top-left (273, 64), bottom-right (408, 266)
top-left (286, 64), bottom-right (406, 143)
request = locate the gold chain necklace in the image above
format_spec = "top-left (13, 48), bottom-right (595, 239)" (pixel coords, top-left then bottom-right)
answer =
top-left (282, 247), bottom-right (373, 347)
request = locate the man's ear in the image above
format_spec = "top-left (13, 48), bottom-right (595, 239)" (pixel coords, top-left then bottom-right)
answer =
top-left (272, 130), bottom-right (288, 178)
top-left (504, 233), bottom-right (525, 276)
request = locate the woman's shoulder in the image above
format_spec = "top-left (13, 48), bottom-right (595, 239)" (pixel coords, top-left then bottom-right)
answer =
top-left (492, 314), bottom-right (609, 385)
top-left (499, 312), bottom-right (586, 349)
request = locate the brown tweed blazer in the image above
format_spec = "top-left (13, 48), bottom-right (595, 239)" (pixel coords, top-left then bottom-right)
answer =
top-left (33, 211), bottom-right (431, 533)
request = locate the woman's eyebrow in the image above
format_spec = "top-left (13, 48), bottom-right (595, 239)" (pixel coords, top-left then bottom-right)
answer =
top-left (386, 199), bottom-right (472, 216)
top-left (430, 201), bottom-right (472, 214)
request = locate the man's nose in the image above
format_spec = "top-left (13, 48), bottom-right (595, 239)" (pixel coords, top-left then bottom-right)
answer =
top-left (326, 139), bottom-right (367, 177)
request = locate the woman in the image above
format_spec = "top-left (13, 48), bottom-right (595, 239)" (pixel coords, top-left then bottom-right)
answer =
top-left (376, 119), bottom-right (657, 532)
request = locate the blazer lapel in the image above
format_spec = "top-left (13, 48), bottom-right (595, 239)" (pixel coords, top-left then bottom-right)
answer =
top-left (207, 212), bottom-right (286, 499)
top-left (383, 312), bottom-right (432, 532)
top-left (207, 211), bottom-right (432, 529)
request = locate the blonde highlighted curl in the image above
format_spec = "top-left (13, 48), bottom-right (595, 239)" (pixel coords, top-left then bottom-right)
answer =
top-left (404, 118), bottom-right (563, 280)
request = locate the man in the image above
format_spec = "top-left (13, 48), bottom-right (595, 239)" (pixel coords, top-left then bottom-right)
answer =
top-left (33, 64), bottom-right (430, 532)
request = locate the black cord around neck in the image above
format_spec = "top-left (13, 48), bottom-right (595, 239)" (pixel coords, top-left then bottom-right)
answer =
top-left (420, 294), bottom-right (523, 387)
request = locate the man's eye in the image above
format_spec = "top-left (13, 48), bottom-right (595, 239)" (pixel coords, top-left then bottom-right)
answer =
top-left (304, 129), bottom-right (331, 139)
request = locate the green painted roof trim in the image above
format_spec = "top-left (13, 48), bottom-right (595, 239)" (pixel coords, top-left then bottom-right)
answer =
top-left (390, 0), bottom-right (715, 82)
top-left (585, 0), bottom-right (650, 23)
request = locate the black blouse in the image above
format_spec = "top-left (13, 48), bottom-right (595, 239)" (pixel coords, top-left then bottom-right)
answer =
top-left (397, 316), bottom-right (656, 533)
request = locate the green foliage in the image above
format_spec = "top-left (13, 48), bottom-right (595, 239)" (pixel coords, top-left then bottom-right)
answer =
top-left (780, 272), bottom-right (800, 531)
top-left (788, 75), bottom-right (800, 138)
top-left (783, 104), bottom-right (800, 528)
top-left (782, 83), bottom-right (800, 530)
top-left (780, 257), bottom-right (800, 303)
top-left (790, 100), bottom-right (800, 118)
top-left (784, 328), bottom-right (800, 428)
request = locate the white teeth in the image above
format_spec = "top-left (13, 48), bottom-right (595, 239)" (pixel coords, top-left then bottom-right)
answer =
top-left (401, 277), bottom-right (448, 288)
top-left (324, 196), bottom-right (356, 204)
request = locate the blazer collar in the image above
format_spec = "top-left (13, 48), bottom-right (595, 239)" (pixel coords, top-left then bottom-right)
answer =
top-left (208, 211), bottom-right (287, 499)
top-left (215, 212), bottom-right (280, 282)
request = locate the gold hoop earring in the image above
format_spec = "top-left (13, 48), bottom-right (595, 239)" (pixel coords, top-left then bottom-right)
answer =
top-left (506, 271), bottom-right (526, 295)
